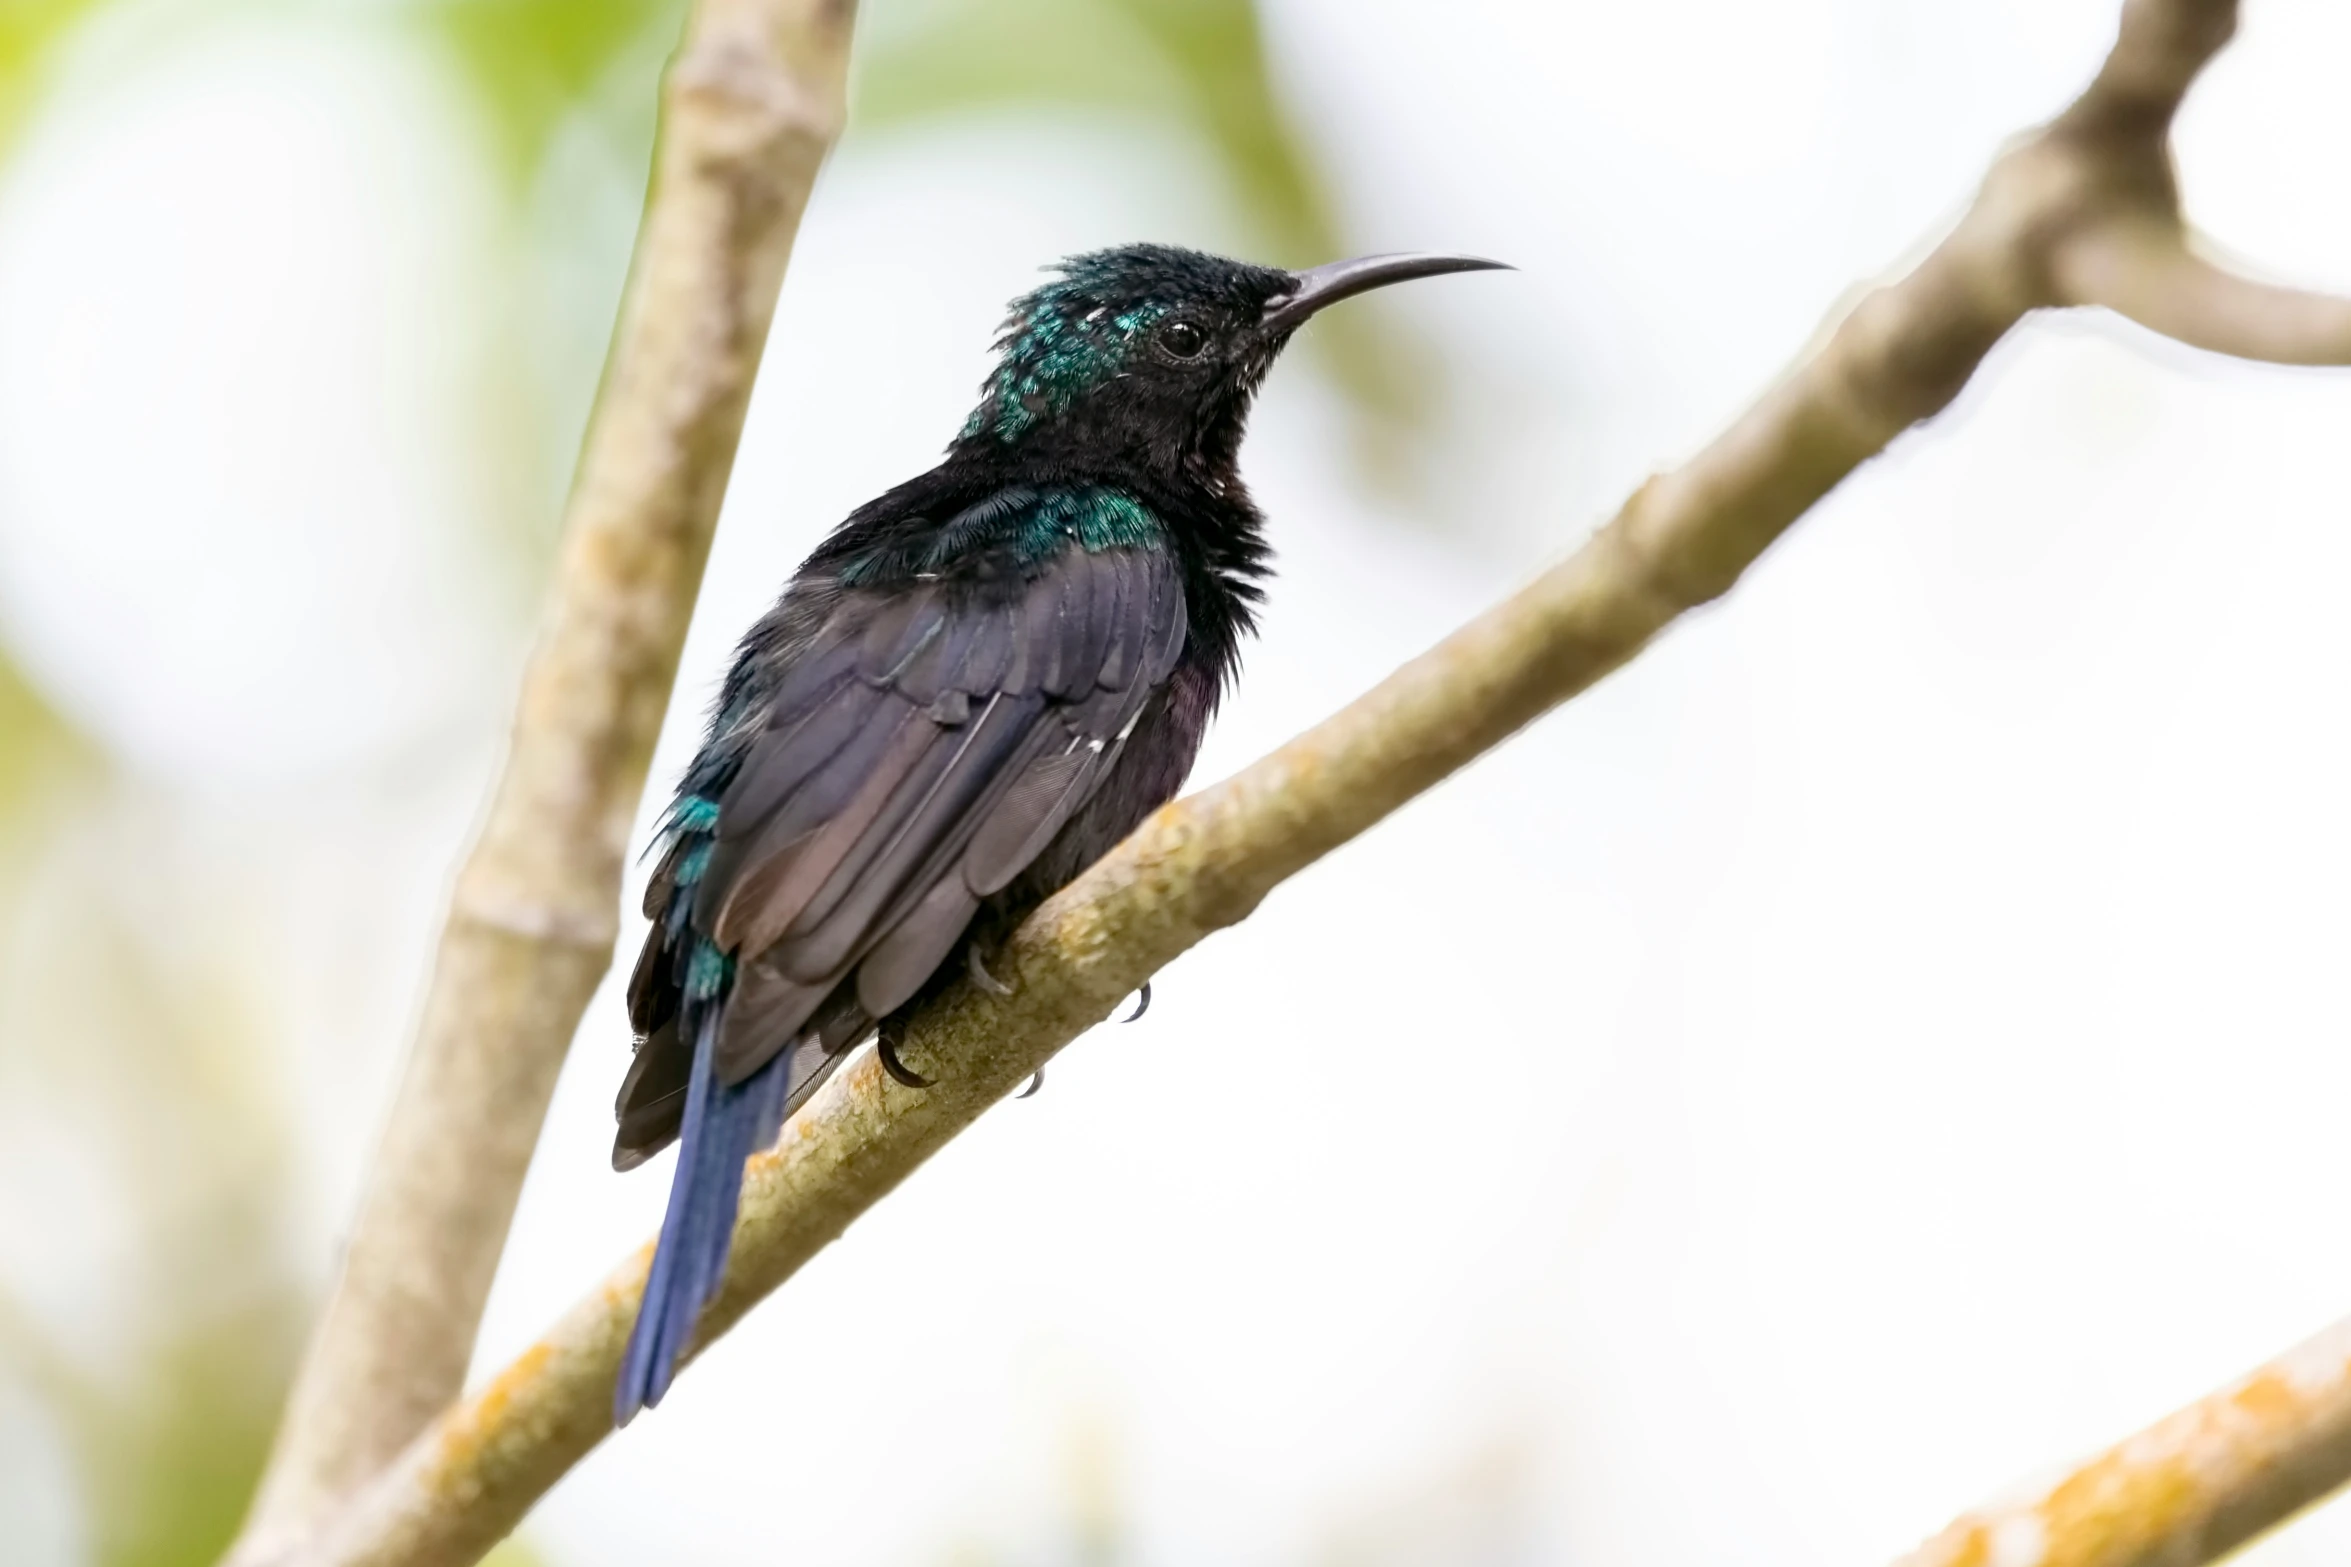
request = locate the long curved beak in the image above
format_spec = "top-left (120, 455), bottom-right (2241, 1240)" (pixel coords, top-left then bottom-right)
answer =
top-left (1261, 252), bottom-right (1512, 333)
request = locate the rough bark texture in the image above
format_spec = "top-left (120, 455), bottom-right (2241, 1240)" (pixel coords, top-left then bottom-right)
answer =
top-left (256, 3), bottom-right (2351, 1566)
top-left (227, 3), bottom-right (857, 1562)
top-left (1892, 1317), bottom-right (2351, 1567)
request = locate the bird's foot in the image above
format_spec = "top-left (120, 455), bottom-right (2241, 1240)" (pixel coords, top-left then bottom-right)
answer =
top-left (968, 945), bottom-right (1013, 997)
top-left (1121, 982), bottom-right (1152, 1024)
top-left (876, 1032), bottom-right (932, 1089)
top-left (1015, 1066), bottom-right (1046, 1099)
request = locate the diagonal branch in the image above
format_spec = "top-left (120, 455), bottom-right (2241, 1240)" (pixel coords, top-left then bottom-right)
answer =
top-left (1891, 1315), bottom-right (2351, 1567)
top-left (227, 1), bottom-right (857, 1561)
top-left (262, 1), bottom-right (2351, 1565)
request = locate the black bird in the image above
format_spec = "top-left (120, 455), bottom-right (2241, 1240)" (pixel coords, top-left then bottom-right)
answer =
top-left (612, 243), bottom-right (1506, 1421)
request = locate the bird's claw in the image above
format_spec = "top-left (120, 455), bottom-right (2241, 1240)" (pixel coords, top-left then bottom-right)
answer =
top-left (1121, 982), bottom-right (1151, 1024)
top-left (876, 1032), bottom-right (932, 1089)
top-left (1015, 1066), bottom-right (1045, 1099)
top-left (968, 946), bottom-right (1013, 996)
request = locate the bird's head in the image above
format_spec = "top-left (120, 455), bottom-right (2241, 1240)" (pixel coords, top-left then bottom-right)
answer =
top-left (957, 243), bottom-right (1506, 484)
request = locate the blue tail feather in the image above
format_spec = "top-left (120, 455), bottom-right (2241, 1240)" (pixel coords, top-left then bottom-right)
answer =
top-left (614, 998), bottom-right (792, 1425)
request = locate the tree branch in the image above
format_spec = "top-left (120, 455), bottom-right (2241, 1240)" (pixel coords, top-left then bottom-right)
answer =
top-left (259, 1), bottom-right (2351, 1564)
top-left (227, 2), bottom-right (856, 1561)
top-left (1892, 1316), bottom-right (2351, 1567)
top-left (2052, 221), bottom-right (2351, 363)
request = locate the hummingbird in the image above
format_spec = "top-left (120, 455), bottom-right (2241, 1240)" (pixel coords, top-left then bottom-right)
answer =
top-left (612, 243), bottom-right (1506, 1422)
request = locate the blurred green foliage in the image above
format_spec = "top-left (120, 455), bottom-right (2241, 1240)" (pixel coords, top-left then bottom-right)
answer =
top-left (0, 648), bottom-right (75, 818)
top-left (0, 0), bottom-right (100, 154)
top-left (0, 30), bottom-right (240, 1546)
top-left (0, 0), bottom-right (95, 68)
top-left (858, 0), bottom-right (1335, 264)
top-left (0, 887), bottom-right (299, 1567)
top-left (7, 1299), bottom-right (292, 1567)
top-left (0, 1), bottom-right (100, 86)
top-left (423, 0), bottom-right (684, 183)
top-left (416, 0), bottom-right (1353, 260)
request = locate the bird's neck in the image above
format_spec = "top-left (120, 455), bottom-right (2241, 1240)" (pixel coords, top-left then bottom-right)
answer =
top-left (951, 371), bottom-right (1265, 491)
top-left (914, 438), bottom-right (1271, 680)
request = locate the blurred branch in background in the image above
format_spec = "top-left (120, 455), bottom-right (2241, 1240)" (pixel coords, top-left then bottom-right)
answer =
top-left (240, 2), bottom-right (2351, 1566)
top-left (226, 0), bottom-right (855, 1560)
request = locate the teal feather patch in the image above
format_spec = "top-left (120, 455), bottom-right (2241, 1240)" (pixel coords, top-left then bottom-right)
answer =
top-left (672, 795), bottom-right (720, 834)
top-left (840, 487), bottom-right (1167, 589)
top-left (1015, 488), bottom-right (1161, 557)
top-left (963, 284), bottom-right (1169, 444)
top-left (685, 940), bottom-right (733, 1001)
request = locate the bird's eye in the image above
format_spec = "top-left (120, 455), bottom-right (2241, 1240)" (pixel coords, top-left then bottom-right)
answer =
top-left (1158, 320), bottom-right (1207, 359)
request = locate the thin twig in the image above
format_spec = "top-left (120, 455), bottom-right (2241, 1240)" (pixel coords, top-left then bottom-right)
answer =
top-left (269, 1), bottom-right (2351, 1564)
top-left (1891, 1316), bottom-right (2351, 1567)
top-left (225, 2), bottom-right (856, 1561)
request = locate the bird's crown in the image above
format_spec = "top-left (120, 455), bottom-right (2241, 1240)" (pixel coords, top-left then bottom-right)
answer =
top-left (961, 244), bottom-right (1293, 446)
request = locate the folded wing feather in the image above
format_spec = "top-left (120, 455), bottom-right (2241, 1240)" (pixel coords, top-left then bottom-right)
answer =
top-left (624, 542), bottom-right (1186, 1114)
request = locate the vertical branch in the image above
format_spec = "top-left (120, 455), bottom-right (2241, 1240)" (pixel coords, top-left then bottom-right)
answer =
top-left (230, 0), bottom-right (857, 1558)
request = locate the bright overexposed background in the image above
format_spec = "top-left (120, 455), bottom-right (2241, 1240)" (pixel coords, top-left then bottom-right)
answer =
top-left (5, 2), bottom-right (2351, 1564)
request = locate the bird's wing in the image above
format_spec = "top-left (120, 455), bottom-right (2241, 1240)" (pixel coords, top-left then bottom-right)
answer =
top-left (687, 543), bottom-right (1186, 1088)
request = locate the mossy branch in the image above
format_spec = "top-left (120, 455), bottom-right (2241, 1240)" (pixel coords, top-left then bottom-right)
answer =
top-left (255, 2), bottom-right (2351, 1565)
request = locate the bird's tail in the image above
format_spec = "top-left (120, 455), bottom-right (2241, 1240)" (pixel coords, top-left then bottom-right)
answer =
top-left (614, 998), bottom-right (791, 1425)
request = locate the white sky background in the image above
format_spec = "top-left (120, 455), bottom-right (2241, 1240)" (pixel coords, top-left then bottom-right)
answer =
top-left (5, 0), bottom-right (2351, 1563)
